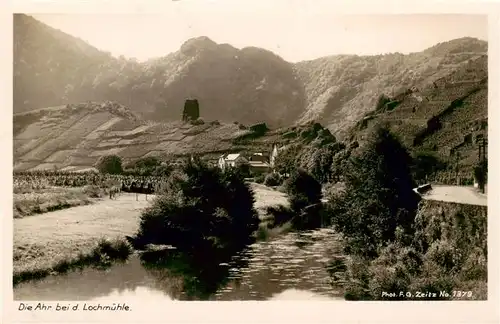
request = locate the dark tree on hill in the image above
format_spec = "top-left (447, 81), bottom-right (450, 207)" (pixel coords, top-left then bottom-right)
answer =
top-left (303, 142), bottom-right (346, 184)
top-left (327, 126), bottom-right (420, 258)
top-left (134, 157), bottom-right (259, 254)
top-left (95, 155), bottom-right (123, 174)
top-left (273, 144), bottom-right (302, 175)
top-left (182, 99), bottom-right (200, 122)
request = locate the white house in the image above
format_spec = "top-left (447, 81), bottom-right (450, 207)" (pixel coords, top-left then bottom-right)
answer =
top-left (218, 153), bottom-right (248, 170)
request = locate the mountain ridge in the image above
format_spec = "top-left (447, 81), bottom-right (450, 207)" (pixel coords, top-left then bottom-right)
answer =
top-left (13, 14), bottom-right (488, 173)
top-left (14, 14), bottom-right (487, 137)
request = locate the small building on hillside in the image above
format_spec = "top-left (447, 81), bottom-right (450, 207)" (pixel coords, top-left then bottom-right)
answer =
top-left (248, 160), bottom-right (271, 175)
top-left (248, 152), bottom-right (269, 162)
top-left (218, 152), bottom-right (271, 175)
top-left (218, 153), bottom-right (248, 171)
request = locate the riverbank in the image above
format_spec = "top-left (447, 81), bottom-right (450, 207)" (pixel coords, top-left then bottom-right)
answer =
top-left (14, 229), bottom-right (344, 301)
top-left (13, 185), bottom-right (289, 285)
top-left (13, 193), bottom-right (150, 284)
top-left (13, 186), bottom-right (103, 218)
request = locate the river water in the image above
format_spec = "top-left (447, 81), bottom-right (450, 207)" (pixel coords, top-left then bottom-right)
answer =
top-left (14, 228), bottom-right (345, 301)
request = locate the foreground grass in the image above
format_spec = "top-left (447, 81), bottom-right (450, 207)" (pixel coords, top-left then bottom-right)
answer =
top-left (13, 186), bottom-right (287, 285)
top-left (13, 193), bottom-right (150, 279)
top-left (13, 238), bottom-right (132, 286)
top-left (13, 186), bottom-right (104, 218)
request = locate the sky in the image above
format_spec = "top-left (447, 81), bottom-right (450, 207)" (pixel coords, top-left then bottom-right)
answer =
top-left (31, 7), bottom-right (488, 63)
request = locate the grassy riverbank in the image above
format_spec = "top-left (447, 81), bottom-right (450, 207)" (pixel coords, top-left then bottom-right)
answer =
top-left (13, 186), bottom-right (105, 218)
top-left (14, 238), bottom-right (132, 286)
top-left (13, 193), bottom-right (150, 285)
top-left (13, 185), bottom-right (288, 286)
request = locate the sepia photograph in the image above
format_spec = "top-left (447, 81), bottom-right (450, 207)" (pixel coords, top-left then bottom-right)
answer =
top-left (8, 1), bottom-right (493, 315)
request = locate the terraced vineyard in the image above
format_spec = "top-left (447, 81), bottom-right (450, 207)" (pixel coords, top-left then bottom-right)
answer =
top-left (353, 55), bottom-right (487, 171)
top-left (13, 102), bottom-right (283, 172)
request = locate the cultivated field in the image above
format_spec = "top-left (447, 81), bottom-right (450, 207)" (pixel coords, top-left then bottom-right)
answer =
top-left (13, 184), bottom-right (288, 278)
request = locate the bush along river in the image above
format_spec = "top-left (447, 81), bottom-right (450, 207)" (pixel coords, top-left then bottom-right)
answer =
top-left (14, 228), bottom-right (345, 301)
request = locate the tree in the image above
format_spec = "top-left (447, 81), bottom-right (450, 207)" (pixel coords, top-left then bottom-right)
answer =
top-left (474, 159), bottom-right (487, 192)
top-left (95, 155), bottom-right (123, 174)
top-left (134, 157), bottom-right (259, 254)
top-left (182, 99), bottom-right (200, 122)
top-left (412, 151), bottom-right (447, 183)
top-left (283, 168), bottom-right (323, 229)
top-left (327, 126), bottom-right (420, 258)
top-left (235, 158), bottom-right (251, 178)
top-left (274, 144), bottom-right (302, 175)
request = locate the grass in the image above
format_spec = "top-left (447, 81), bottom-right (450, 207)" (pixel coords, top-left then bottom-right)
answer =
top-left (13, 185), bottom-right (287, 285)
top-left (13, 193), bottom-right (150, 280)
top-left (13, 186), bottom-right (103, 218)
top-left (13, 238), bottom-right (132, 286)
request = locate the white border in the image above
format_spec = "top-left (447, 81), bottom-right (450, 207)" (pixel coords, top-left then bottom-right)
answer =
top-left (1, 1), bottom-right (499, 323)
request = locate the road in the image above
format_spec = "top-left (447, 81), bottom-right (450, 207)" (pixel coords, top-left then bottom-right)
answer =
top-left (420, 185), bottom-right (487, 206)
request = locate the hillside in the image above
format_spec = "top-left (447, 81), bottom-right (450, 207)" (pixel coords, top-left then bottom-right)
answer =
top-left (349, 54), bottom-right (488, 172)
top-left (13, 101), bottom-right (287, 172)
top-left (294, 37), bottom-right (487, 137)
top-left (14, 14), bottom-right (304, 128)
top-left (14, 14), bottom-right (487, 136)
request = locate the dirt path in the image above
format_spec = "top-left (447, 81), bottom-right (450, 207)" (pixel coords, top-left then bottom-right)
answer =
top-left (422, 185), bottom-right (487, 206)
top-left (250, 183), bottom-right (288, 209)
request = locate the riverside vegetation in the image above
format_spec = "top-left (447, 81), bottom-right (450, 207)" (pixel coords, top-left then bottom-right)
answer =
top-left (13, 14), bottom-right (488, 299)
top-left (13, 123), bottom-right (487, 300)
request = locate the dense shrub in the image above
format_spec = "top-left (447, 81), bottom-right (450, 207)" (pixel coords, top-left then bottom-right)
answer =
top-left (134, 158), bottom-right (260, 254)
top-left (190, 117), bottom-right (205, 125)
top-left (264, 204), bottom-right (295, 228)
top-left (263, 172), bottom-right (283, 187)
top-left (411, 151), bottom-right (448, 183)
top-left (254, 174), bottom-right (265, 184)
top-left (331, 199), bottom-right (488, 300)
top-left (284, 168), bottom-right (322, 213)
top-left (82, 185), bottom-right (103, 198)
top-left (95, 155), bottom-right (123, 174)
top-left (327, 126), bottom-right (419, 258)
top-left (283, 168), bottom-right (324, 230)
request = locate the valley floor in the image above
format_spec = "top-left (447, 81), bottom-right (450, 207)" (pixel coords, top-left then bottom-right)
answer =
top-left (13, 185), bottom-right (288, 278)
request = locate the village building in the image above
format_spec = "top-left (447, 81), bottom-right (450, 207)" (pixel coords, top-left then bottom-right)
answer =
top-left (218, 152), bottom-right (271, 175)
top-left (218, 153), bottom-right (248, 171)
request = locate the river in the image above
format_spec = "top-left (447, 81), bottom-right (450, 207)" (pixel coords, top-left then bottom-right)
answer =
top-left (14, 228), bottom-right (345, 301)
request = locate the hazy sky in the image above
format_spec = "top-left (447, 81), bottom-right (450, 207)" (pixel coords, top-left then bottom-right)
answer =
top-left (31, 8), bottom-right (488, 62)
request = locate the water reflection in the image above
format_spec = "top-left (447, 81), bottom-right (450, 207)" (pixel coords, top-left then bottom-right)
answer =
top-left (139, 246), bottom-right (251, 300)
top-left (14, 228), bottom-right (344, 301)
